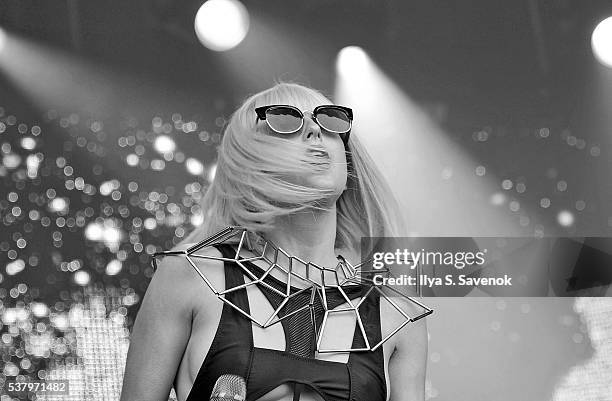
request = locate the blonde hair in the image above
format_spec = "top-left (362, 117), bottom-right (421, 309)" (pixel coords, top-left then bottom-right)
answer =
top-left (181, 82), bottom-right (404, 255)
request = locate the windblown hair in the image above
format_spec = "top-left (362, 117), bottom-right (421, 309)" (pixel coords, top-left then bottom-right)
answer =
top-left (181, 82), bottom-right (404, 255)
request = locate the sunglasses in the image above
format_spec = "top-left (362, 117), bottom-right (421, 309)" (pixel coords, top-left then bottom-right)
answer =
top-left (255, 104), bottom-right (353, 143)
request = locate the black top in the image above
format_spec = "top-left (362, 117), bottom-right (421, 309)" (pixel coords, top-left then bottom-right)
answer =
top-left (185, 244), bottom-right (387, 401)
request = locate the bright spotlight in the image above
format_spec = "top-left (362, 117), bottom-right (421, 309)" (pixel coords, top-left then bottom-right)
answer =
top-left (336, 46), bottom-right (370, 77)
top-left (592, 16), bottom-right (612, 68)
top-left (335, 46), bottom-right (525, 236)
top-left (194, 0), bottom-right (250, 51)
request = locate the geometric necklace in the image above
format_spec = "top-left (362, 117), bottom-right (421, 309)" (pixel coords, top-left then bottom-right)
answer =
top-left (152, 226), bottom-right (433, 353)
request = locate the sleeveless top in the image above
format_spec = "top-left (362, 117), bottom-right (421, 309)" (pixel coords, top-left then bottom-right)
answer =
top-left (185, 244), bottom-right (387, 401)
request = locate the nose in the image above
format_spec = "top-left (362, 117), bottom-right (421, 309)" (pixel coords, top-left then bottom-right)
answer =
top-left (301, 112), bottom-right (322, 143)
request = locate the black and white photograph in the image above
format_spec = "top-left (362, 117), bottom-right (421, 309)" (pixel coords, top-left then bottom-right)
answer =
top-left (0, 1), bottom-right (611, 400)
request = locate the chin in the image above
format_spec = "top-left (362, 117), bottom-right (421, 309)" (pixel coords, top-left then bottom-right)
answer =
top-left (307, 175), bottom-right (346, 195)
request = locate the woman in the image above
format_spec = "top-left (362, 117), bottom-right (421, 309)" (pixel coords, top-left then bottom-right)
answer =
top-left (120, 83), bottom-right (428, 401)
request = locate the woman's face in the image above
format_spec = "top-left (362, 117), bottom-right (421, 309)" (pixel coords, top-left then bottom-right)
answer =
top-left (257, 103), bottom-right (348, 196)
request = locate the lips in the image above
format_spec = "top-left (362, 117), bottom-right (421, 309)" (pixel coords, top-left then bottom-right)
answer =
top-left (307, 148), bottom-right (330, 159)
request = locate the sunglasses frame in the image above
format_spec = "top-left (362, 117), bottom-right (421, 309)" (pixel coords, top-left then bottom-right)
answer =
top-left (255, 104), bottom-right (353, 143)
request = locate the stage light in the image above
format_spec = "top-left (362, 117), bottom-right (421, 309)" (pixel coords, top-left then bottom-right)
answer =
top-left (336, 46), bottom-right (369, 77)
top-left (194, 0), bottom-right (249, 51)
top-left (335, 49), bottom-right (526, 236)
top-left (592, 16), bottom-right (612, 68)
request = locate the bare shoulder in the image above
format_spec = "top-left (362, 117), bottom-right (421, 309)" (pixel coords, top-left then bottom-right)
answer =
top-left (378, 285), bottom-right (428, 321)
top-left (379, 291), bottom-right (429, 352)
top-left (382, 295), bottom-right (428, 400)
top-left (150, 244), bottom-right (226, 318)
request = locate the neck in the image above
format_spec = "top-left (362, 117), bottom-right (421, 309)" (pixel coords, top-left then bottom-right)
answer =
top-left (263, 206), bottom-right (340, 269)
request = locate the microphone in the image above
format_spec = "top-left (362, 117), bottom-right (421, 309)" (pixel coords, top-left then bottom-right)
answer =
top-left (209, 374), bottom-right (247, 401)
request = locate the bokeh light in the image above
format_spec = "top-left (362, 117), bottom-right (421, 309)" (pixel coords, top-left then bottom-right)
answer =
top-left (153, 135), bottom-right (176, 154)
top-left (557, 210), bottom-right (575, 227)
top-left (73, 270), bottom-right (91, 286)
top-left (6, 259), bottom-right (26, 275)
top-left (186, 157), bottom-right (204, 176)
top-left (49, 197), bottom-right (69, 213)
top-left (105, 259), bottom-right (123, 276)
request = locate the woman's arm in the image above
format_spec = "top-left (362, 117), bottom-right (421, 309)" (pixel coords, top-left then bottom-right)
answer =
top-left (388, 301), bottom-right (429, 401)
top-left (120, 254), bottom-right (197, 401)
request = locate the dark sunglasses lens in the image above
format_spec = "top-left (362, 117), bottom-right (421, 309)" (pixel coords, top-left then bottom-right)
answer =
top-left (316, 108), bottom-right (351, 133)
top-left (266, 107), bottom-right (303, 133)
